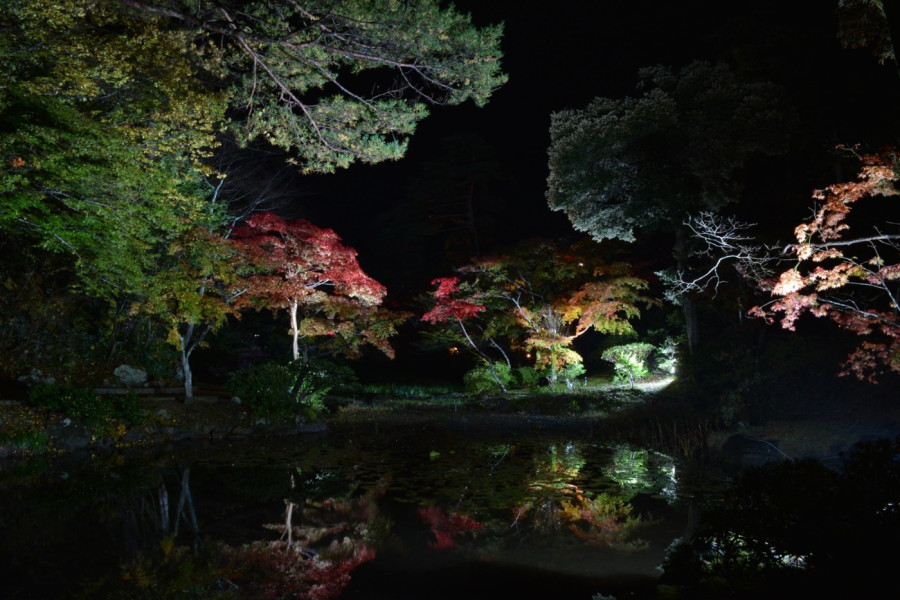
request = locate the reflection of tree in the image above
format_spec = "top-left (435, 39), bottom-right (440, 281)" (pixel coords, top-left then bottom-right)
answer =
top-left (223, 476), bottom-right (388, 600)
top-left (121, 464), bottom-right (200, 560)
top-left (418, 506), bottom-right (485, 549)
top-left (604, 445), bottom-right (678, 497)
top-left (510, 483), bottom-right (647, 551)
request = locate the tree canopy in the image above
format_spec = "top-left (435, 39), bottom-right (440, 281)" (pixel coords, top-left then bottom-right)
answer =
top-left (422, 238), bottom-right (654, 388)
top-left (0, 0), bottom-right (505, 384)
top-left (749, 149), bottom-right (900, 381)
top-left (545, 61), bottom-right (787, 243)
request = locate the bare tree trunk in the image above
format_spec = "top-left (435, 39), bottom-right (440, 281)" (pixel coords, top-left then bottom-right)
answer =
top-left (675, 228), bottom-right (699, 356)
top-left (290, 300), bottom-right (300, 361)
top-left (158, 484), bottom-right (170, 536)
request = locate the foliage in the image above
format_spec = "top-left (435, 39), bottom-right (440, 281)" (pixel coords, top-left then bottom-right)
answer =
top-left (108, 0), bottom-right (505, 174)
top-left (231, 212), bottom-right (406, 363)
top-left (512, 366), bottom-right (543, 389)
top-left (546, 61), bottom-right (787, 243)
top-left (0, 0), bottom-right (502, 388)
top-left (26, 383), bottom-right (146, 438)
top-left (418, 506), bottom-right (485, 550)
top-left (289, 359), bottom-right (357, 413)
top-left (463, 362), bottom-right (512, 396)
top-left (422, 238), bottom-right (654, 389)
top-left (836, 0), bottom-right (896, 65)
top-left (0, 425), bottom-right (50, 457)
top-left (228, 359), bottom-right (354, 420)
top-left (228, 362), bottom-right (295, 418)
top-left (749, 149), bottom-right (900, 381)
top-left (601, 342), bottom-right (656, 387)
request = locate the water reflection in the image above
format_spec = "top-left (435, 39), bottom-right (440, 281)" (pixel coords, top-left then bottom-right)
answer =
top-left (0, 427), bottom-right (689, 599)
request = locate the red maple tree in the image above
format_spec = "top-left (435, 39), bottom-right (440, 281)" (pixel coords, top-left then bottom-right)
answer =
top-left (750, 149), bottom-right (900, 381)
top-left (231, 212), bottom-right (402, 362)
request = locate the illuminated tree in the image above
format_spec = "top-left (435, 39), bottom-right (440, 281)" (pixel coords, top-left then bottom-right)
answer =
top-left (749, 149), bottom-right (900, 381)
top-left (546, 61), bottom-right (787, 353)
top-left (2, 0), bottom-right (495, 383)
top-left (135, 227), bottom-right (248, 402)
top-left (422, 238), bottom-right (653, 389)
top-left (231, 212), bottom-right (404, 363)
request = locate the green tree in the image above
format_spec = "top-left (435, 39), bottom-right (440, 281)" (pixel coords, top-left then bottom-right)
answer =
top-left (1, 0), bottom-right (504, 384)
top-left (118, 0), bottom-right (507, 173)
top-left (545, 61), bottom-right (787, 355)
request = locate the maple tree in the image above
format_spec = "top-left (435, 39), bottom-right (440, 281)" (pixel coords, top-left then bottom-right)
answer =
top-left (422, 238), bottom-right (654, 390)
top-left (231, 212), bottom-right (404, 363)
top-left (749, 149), bottom-right (900, 381)
top-left (136, 226), bottom-right (249, 401)
top-left (1, 0), bottom-right (502, 386)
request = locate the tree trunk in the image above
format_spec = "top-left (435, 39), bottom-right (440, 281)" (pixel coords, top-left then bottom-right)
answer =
top-left (181, 349), bottom-right (194, 404)
top-left (290, 300), bottom-right (300, 362)
top-left (180, 324), bottom-right (195, 404)
top-left (674, 228), bottom-right (699, 355)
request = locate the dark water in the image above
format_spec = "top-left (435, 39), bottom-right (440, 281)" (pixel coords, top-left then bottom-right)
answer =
top-left (0, 418), bottom-right (703, 599)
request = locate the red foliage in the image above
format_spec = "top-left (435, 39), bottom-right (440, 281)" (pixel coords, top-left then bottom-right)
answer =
top-left (418, 506), bottom-right (485, 550)
top-left (421, 277), bottom-right (486, 324)
top-left (750, 150), bottom-right (900, 381)
top-left (230, 212), bottom-right (400, 359)
top-left (232, 212), bottom-right (386, 307)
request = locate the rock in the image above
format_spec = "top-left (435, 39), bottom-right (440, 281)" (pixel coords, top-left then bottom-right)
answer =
top-left (17, 369), bottom-right (54, 385)
top-left (114, 364), bottom-right (148, 387)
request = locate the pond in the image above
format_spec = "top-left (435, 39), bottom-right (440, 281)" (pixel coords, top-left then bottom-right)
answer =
top-left (0, 416), bottom-right (707, 600)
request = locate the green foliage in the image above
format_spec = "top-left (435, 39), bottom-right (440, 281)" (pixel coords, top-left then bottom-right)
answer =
top-left (661, 437), bottom-right (900, 595)
top-left (463, 362), bottom-right (512, 396)
top-left (0, 426), bottom-right (50, 456)
top-left (228, 362), bottom-right (295, 419)
top-left (423, 237), bottom-right (654, 390)
top-left (602, 342), bottom-right (655, 387)
top-left (288, 359), bottom-right (357, 413)
top-left (512, 366), bottom-right (542, 389)
top-left (26, 383), bottom-right (146, 437)
top-left (546, 60), bottom-right (788, 243)
top-left (1, 0), bottom-right (505, 391)
top-left (543, 362), bottom-right (587, 390)
top-left (357, 381), bottom-right (459, 398)
top-left (653, 337), bottom-right (680, 376)
top-left (228, 359), bottom-right (355, 421)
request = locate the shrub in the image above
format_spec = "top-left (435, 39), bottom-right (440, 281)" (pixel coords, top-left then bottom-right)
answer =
top-left (227, 362), bottom-right (295, 419)
top-left (512, 366), bottom-right (542, 389)
top-left (601, 342), bottom-right (655, 387)
top-left (463, 362), bottom-right (511, 395)
top-left (228, 359), bottom-right (356, 421)
top-left (26, 382), bottom-right (145, 438)
top-left (541, 362), bottom-right (586, 390)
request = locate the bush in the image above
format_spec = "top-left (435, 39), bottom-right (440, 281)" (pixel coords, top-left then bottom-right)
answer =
top-left (288, 359), bottom-right (357, 414)
top-left (26, 382), bottom-right (145, 438)
top-left (463, 362), bottom-right (511, 395)
top-left (228, 359), bottom-right (356, 421)
top-left (601, 342), bottom-right (655, 387)
top-left (227, 362), bottom-right (295, 419)
top-left (512, 366), bottom-right (542, 389)
top-left (541, 362), bottom-right (586, 390)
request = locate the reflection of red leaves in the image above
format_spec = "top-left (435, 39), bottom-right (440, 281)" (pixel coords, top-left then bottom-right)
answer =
top-left (304, 546), bottom-right (377, 600)
top-left (418, 506), bottom-right (484, 550)
top-left (229, 542), bottom-right (375, 600)
top-left (10, 157), bottom-right (25, 169)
